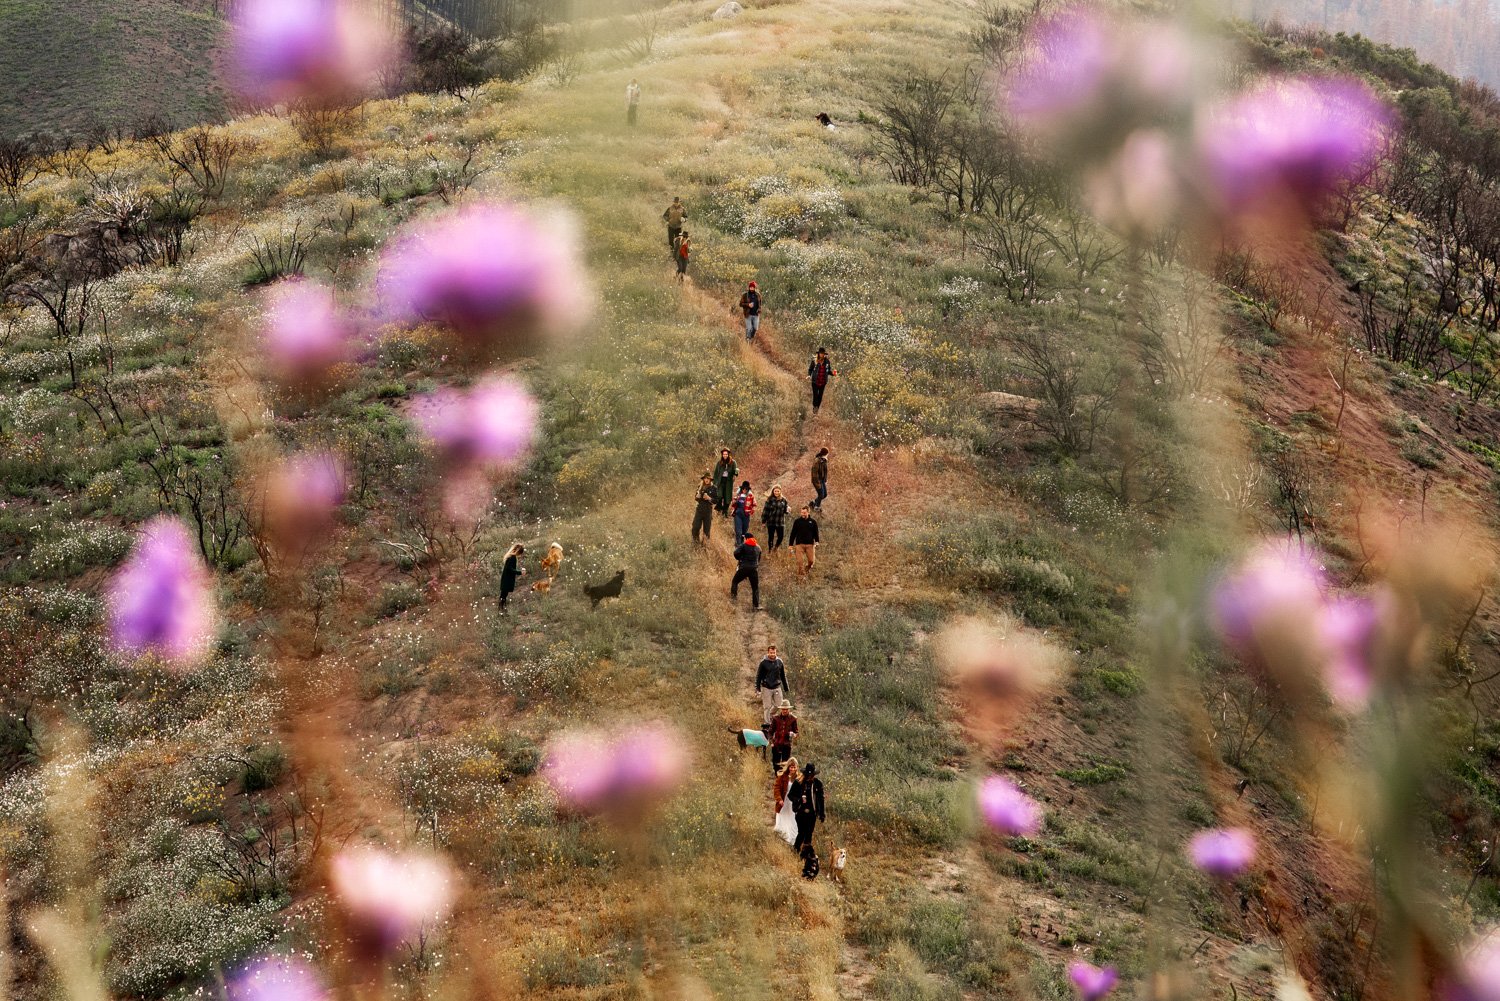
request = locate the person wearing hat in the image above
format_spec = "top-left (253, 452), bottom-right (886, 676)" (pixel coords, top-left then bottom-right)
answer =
top-left (768, 698), bottom-right (798, 770)
top-left (790, 761), bottom-right (825, 852)
top-left (731, 480), bottom-right (756, 545)
top-left (808, 347), bottom-right (836, 413)
top-left (692, 472), bottom-right (716, 544)
top-left (738, 281), bottom-right (762, 341)
top-left (731, 530), bottom-right (762, 611)
top-left (675, 230), bottom-right (692, 283)
top-left (662, 196), bottom-right (687, 251)
top-left (712, 448), bottom-right (738, 516)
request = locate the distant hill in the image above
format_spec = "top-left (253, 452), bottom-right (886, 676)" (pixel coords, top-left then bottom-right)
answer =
top-left (0, 0), bottom-right (230, 140)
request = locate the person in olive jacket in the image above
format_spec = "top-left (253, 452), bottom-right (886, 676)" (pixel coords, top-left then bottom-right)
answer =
top-left (790, 761), bottom-right (825, 851)
top-left (692, 473), bottom-right (715, 543)
top-left (713, 448), bottom-right (738, 515)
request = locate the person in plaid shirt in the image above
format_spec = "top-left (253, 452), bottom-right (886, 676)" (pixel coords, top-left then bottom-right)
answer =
top-left (760, 484), bottom-right (789, 552)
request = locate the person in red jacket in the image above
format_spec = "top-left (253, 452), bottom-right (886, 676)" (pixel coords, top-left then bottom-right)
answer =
top-left (769, 699), bottom-right (799, 771)
top-left (808, 347), bottom-right (836, 413)
top-left (675, 231), bottom-right (691, 283)
top-left (731, 480), bottom-right (756, 545)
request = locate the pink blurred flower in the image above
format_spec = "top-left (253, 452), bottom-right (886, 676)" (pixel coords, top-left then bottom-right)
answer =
top-left (1447, 933), bottom-right (1500, 1001)
top-left (1198, 76), bottom-right (1391, 215)
top-left (543, 723), bottom-right (687, 815)
top-left (1068, 961), bottom-right (1119, 1001)
top-left (1085, 129), bottom-right (1181, 235)
top-left (377, 203), bottom-right (589, 354)
top-left (227, 956), bottom-right (327, 1001)
top-left (261, 280), bottom-right (355, 385)
top-left (264, 451), bottom-right (346, 550)
top-left (411, 376), bottom-right (539, 473)
top-left (1210, 539), bottom-right (1325, 654)
top-left (977, 775), bottom-right (1043, 837)
top-left (1318, 595), bottom-right (1381, 711)
top-left (232, 0), bottom-right (395, 105)
top-left (1188, 827), bottom-right (1256, 878)
top-left (328, 848), bottom-right (456, 956)
top-left (1005, 7), bottom-right (1115, 129)
top-left (107, 518), bottom-right (217, 666)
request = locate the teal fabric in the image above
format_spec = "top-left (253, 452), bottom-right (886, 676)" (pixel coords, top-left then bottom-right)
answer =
top-left (742, 728), bottom-right (769, 748)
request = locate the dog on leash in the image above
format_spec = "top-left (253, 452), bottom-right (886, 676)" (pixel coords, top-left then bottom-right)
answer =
top-left (829, 847), bottom-right (848, 883)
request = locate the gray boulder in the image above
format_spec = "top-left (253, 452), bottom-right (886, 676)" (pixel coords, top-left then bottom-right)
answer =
top-left (712, 2), bottom-right (744, 19)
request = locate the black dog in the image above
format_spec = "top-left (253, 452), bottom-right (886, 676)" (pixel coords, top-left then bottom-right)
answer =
top-left (583, 570), bottom-right (626, 609)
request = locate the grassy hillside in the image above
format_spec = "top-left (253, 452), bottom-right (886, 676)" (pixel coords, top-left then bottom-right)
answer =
top-left (0, 0), bottom-right (228, 138)
top-left (3, 1), bottom-right (1500, 1000)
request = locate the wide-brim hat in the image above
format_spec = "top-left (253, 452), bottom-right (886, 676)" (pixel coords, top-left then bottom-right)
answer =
top-left (778, 699), bottom-right (792, 710)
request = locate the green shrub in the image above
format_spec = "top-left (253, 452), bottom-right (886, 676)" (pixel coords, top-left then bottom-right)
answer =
top-left (240, 744), bottom-right (286, 793)
top-left (375, 581), bottom-right (423, 618)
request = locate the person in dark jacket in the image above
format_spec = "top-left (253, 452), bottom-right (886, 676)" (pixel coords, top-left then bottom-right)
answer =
top-left (761, 484), bottom-right (789, 552)
top-left (692, 473), bottom-right (715, 543)
top-left (662, 196), bottom-right (686, 251)
top-left (768, 698), bottom-right (798, 770)
top-left (499, 543), bottom-right (526, 611)
top-left (808, 348), bottom-right (836, 413)
top-left (713, 448), bottom-right (738, 515)
top-left (810, 447), bottom-right (829, 511)
top-left (790, 761), bottom-right (825, 852)
top-left (731, 481), bottom-right (755, 545)
top-left (738, 281), bottom-right (762, 340)
top-left (755, 644), bottom-right (789, 725)
top-left (731, 532), bottom-right (762, 610)
top-left (789, 506), bottom-right (820, 576)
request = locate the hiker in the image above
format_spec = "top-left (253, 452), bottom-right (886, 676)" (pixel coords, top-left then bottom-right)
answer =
top-left (808, 347), bottom-right (836, 413)
top-left (773, 758), bottom-right (799, 844)
top-left (810, 447), bottom-right (829, 511)
top-left (731, 531), bottom-right (762, 610)
top-left (662, 196), bottom-right (687, 251)
top-left (692, 473), bottom-right (715, 543)
top-left (731, 481), bottom-right (756, 544)
top-left (713, 448), bottom-right (738, 515)
top-left (756, 644), bottom-right (789, 725)
top-left (499, 543), bottom-right (526, 612)
top-left (675, 231), bottom-right (691, 283)
top-left (738, 281), bottom-right (762, 340)
top-left (626, 78), bottom-right (641, 125)
top-left (769, 698), bottom-right (799, 771)
top-left (761, 484), bottom-right (788, 552)
top-left (800, 842), bottom-right (820, 879)
top-left (789, 505), bottom-right (819, 576)
top-left (790, 761), bottom-right (825, 852)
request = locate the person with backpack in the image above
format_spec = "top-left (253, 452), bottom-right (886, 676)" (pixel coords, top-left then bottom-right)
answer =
top-left (625, 79), bottom-right (641, 125)
top-left (790, 762), bottom-right (825, 852)
top-left (808, 347), bottom-right (836, 413)
top-left (788, 504), bottom-right (820, 576)
top-left (662, 196), bottom-right (687, 251)
top-left (756, 644), bottom-right (789, 725)
top-left (675, 231), bottom-right (692, 283)
top-left (810, 447), bottom-right (829, 511)
top-left (692, 472), bottom-right (715, 543)
top-left (738, 281), bottom-right (762, 341)
top-left (731, 531), bottom-right (762, 610)
top-left (731, 481), bottom-right (756, 545)
top-left (499, 543), bottom-right (526, 612)
top-left (713, 448), bottom-right (738, 516)
top-left (761, 484), bottom-right (788, 553)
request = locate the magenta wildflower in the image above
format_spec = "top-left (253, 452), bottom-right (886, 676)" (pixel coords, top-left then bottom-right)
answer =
top-left (107, 518), bottom-right (217, 666)
top-left (227, 956), bottom-right (327, 1001)
top-left (1210, 539), bottom-right (1325, 654)
top-left (261, 280), bottom-right (355, 385)
top-left (1318, 595), bottom-right (1381, 711)
top-left (1447, 933), bottom-right (1500, 1001)
top-left (328, 848), bottom-right (456, 957)
top-left (1005, 6), bottom-right (1115, 129)
top-left (412, 376), bottom-right (539, 472)
top-left (1085, 128), bottom-right (1181, 235)
top-left (1067, 961), bottom-right (1119, 1001)
top-left (977, 775), bottom-right (1043, 837)
top-left (543, 723), bottom-right (687, 815)
top-left (377, 203), bottom-right (589, 354)
top-left (1188, 827), bottom-right (1256, 878)
top-left (231, 0), bottom-right (394, 105)
top-left (265, 451), bottom-right (346, 550)
top-left (1198, 76), bottom-right (1391, 214)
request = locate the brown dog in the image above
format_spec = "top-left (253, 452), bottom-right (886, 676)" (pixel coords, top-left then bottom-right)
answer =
top-left (830, 847), bottom-right (847, 883)
top-left (539, 542), bottom-right (564, 580)
top-left (530, 578), bottom-right (552, 594)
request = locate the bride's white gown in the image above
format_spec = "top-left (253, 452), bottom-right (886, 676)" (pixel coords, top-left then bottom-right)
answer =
top-left (773, 797), bottom-right (798, 844)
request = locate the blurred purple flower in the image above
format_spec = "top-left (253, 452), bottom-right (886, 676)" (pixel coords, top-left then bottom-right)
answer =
top-left (377, 203), bottom-right (589, 353)
top-left (265, 451), bottom-right (346, 549)
top-left (328, 848), bottom-right (456, 957)
top-left (1067, 961), bottom-right (1119, 1001)
top-left (412, 376), bottom-right (539, 472)
top-left (977, 775), bottom-right (1043, 837)
top-left (1319, 595), bottom-right (1381, 711)
top-left (227, 956), bottom-right (326, 1001)
top-left (232, 0), bottom-right (394, 105)
top-left (261, 280), bottom-right (355, 385)
top-left (1448, 933), bottom-right (1500, 1001)
top-left (108, 517), bottom-right (217, 666)
top-left (1086, 128), bottom-right (1181, 235)
top-left (1198, 76), bottom-right (1391, 214)
top-left (543, 723), bottom-right (687, 815)
top-left (1211, 539), bottom-right (1325, 653)
top-left (1005, 7), bottom-right (1114, 128)
top-left (1188, 827), bottom-right (1256, 878)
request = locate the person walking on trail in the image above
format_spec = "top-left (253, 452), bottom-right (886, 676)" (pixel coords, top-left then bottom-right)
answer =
top-left (761, 484), bottom-right (788, 552)
top-left (731, 531), bottom-right (762, 610)
top-left (499, 543), bottom-right (526, 612)
top-left (769, 699), bottom-right (799, 771)
top-left (626, 79), bottom-right (641, 125)
top-left (692, 473), bottom-right (715, 543)
top-left (663, 196), bottom-right (687, 251)
top-left (789, 504), bottom-right (819, 576)
top-left (808, 347), bottom-right (836, 413)
top-left (773, 757), bottom-right (799, 813)
top-left (810, 447), bottom-right (829, 511)
top-left (756, 644), bottom-right (789, 725)
top-left (773, 758), bottom-right (800, 844)
top-left (738, 281), bottom-right (762, 341)
top-left (731, 481), bottom-right (756, 544)
top-left (713, 448), bottom-right (738, 515)
top-left (675, 231), bottom-right (692, 283)
top-left (790, 761), bottom-right (826, 852)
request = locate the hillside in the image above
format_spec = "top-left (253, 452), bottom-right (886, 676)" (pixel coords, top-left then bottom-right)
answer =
top-left (4, 1), bottom-right (1500, 1000)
